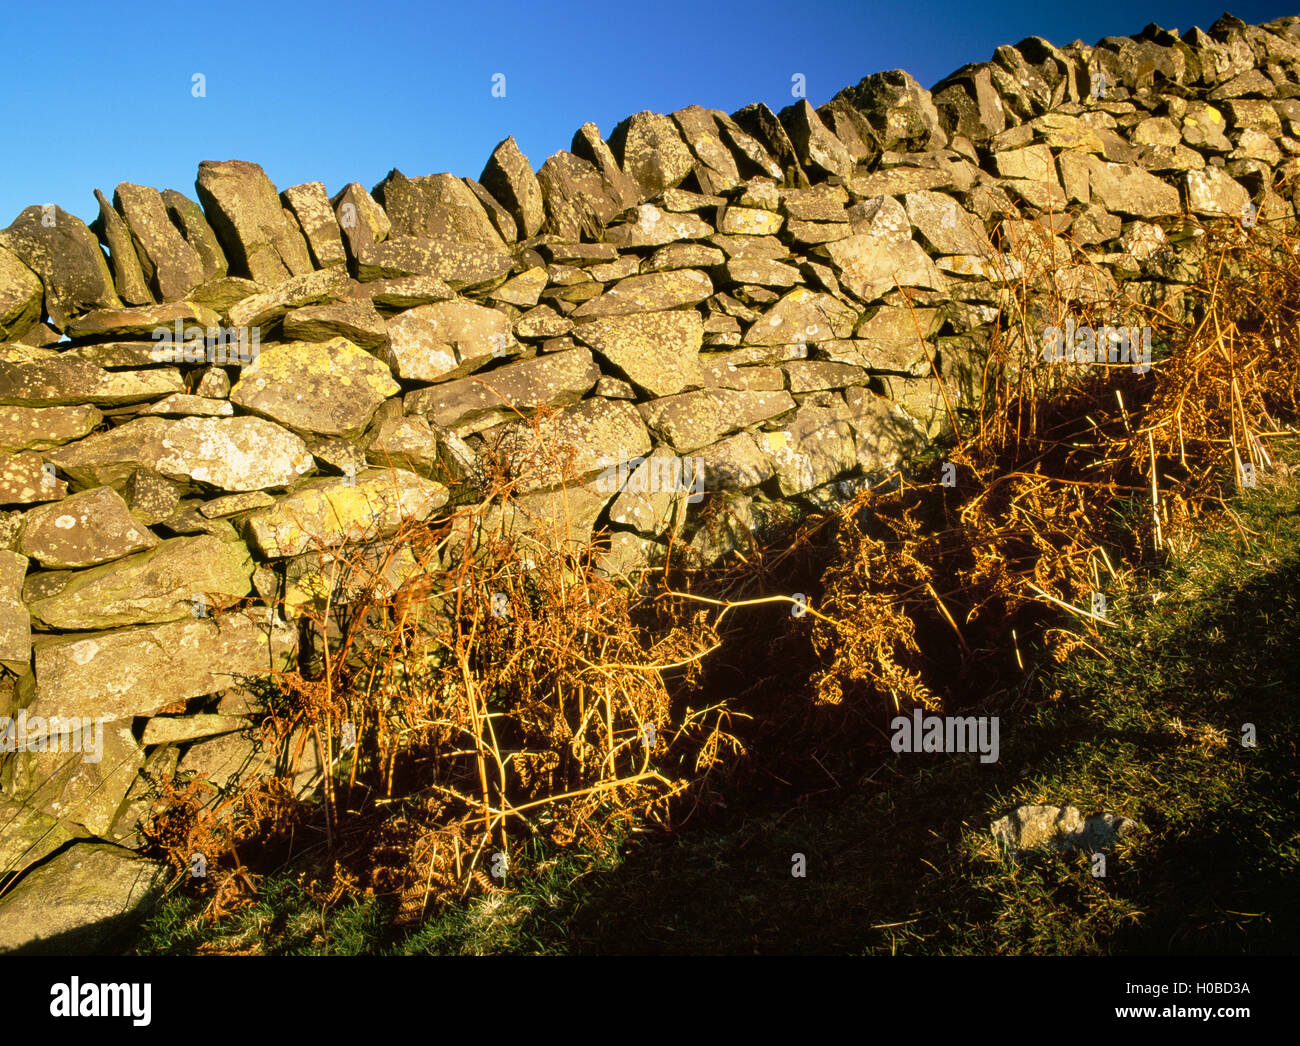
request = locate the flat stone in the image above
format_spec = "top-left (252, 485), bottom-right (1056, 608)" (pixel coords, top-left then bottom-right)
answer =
top-left (694, 432), bottom-right (775, 490)
top-left (642, 244), bottom-right (726, 273)
top-left (7, 720), bottom-right (143, 837)
top-left (0, 797), bottom-right (82, 880)
top-left (0, 404), bottom-right (102, 454)
top-left (1185, 166), bottom-right (1251, 217)
top-left (24, 534), bottom-right (252, 630)
top-left (488, 266), bottom-right (548, 308)
top-left (0, 452), bottom-right (67, 506)
top-left (46, 416), bottom-right (314, 492)
top-left (0, 842), bottom-right (167, 955)
top-left (356, 275), bottom-right (456, 309)
top-left (574, 311), bottom-right (707, 397)
top-left (243, 468), bottom-right (448, 557)
top-left (143, 394), bottom-right (235, 417)
top-left (230, 338), bottom-right (398, 438)
top-left (0, 357), bottom-right (183, 407)
top-left (364, 414), bottom-right (442, 475)
top-left (141, 714), bottom-right (251, 745)
top-left (1086, 157), bottom-right (1181, 217)
top-left (904, 190), bottom-right (993, 255)
top-left (357, 234), bottom-right (514, 290)
top-left (783, 360), bottom-right (870, 392)
top-left (225, 267), bottom-right (350, 328)
top-left (603, 204), bottom-right (713, 248)
top-left (282, 298), bottom-right (388, 350)
top-left (571, 270), bottom-right (712, 319)
top-left (638, 388), bottom-right (796, 454)
top-left (405, 346), bottom-right (599, 435)
top-left (385, 300), bottom-right (519, 382)
top-left (198, 490), bottom-right (276, 517)
top-left (17, 487), bottom-right (158, 569)
top-left (28, 611), bottom-right (298, 721)
top-left (823, 233), bottom-right (946, 302)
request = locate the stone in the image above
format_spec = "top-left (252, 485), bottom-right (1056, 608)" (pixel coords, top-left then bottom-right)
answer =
top-left (0, 357), bottom-right (183, 407)
top-left (405, 346), bottom-right (599, 435)
top-left (783, 360), bottom-right (870, 392)
top-left (374, 170), bottom-right (506, 251)
top-left (1185, 167), bottom-right (1252, 216)
top-left (282, 298), bottom-right (388, 350)
top-left (571, 123), bottom-right (642, 211)
top-left (642, 244), bottom-right (726, 273)
top-left (464, 177), bottom-right (518, 242)
top-left (17, 487), bottom-right (158, 569)
top-left (362, 414), bottom-right (442, 476)
top-left (0, 404), bottom-right (101, 454)
top-left (7, 720), bottom-right (143, 837)
top-left (756, 405), bottom-right (858, 495)
top-left (607, 445), bottom-right (691, 535)
top-left (488, 266), bottom-right (548, 308)
top-left (46, 416), bottom-right (314, 492)
top-left (0, 843), bottom-right (167, 955)
top-left (24, 534), bottom-right (252, 630)
top-left (356, 275), bottom-right (455, 309)
top-left (356, 234), bottom-right (513, 290)
top-left (824, 228), bottom-right (946, 303)
top-left (842, 386), bottom-right (926, 472)
top-left (571, 270), bottom-right (712, 319)
top-left (484, 399), bottom-right (651, 494)
top-left (603, 203), bottom-right (713, 248)
top-left (0, 797), bottom-right (82, 880)
top-left (834, 70), bottom-right (946, 152)
top-left (198, 491), bottom-right (276, 517)
top-left (113, 182), bottom-right (206, 301)
top-left (141, 714), bottom-right (250, 746)
top-left (694, 432), bottom-right (775, 491)
top-left (280, 181), bottom-right (348, 269)
top-left (479, 136), bottom-right (545, 239)
top-left (332, 181), bottom-right (391, 263)
top-left (90, 190), bottom-right (152, 307)
top-left (161, 189), bottom-right (229, 282)
top-left (63, 300), bottom-right (219, 340)
top-left (574, 310), bottom-right (707, 397)
top-left (637, 388), bottom-right (796, 454)
top-left (229, 338), bottom-right (397, 439)
top-left (28, 611), bottom-right (298, 721)
top-left (195, 159), bottom-right (314, 284)
top-left (903, 191), bottom-right (992, 255)
top-left (122, 468), bottom-right (182, 525)
top-left (931, 64), bottom-right (1007, 144)
top-left (990, 804), bottom-right (1139, 856)
top-left (243, 468), bottom-right (448, 557)
top-left (0, 453), bottom-right (67, 506)
top-left (743, 287), bottom-right (859, 346)
top-left (225, 267), bottom-right (351, 328)
top-left (779, 100), bottom-right (854, 179)
top-left (0, 206), bottom-right (121, 330)
top-left (672, 106), bottom-right (743, 192)
top-left (536, 152), bottom-right (625, 242)
top-left (1085, 157), bottom-right (1181, 217)
top-left (610, 111), bottom-right (696, 200)
top-left (385, 300), bottom-right (518, 382)
top-left (0, 550), bottom-right (29, 673)
top-left (730, 103), bottom-right (810, 186)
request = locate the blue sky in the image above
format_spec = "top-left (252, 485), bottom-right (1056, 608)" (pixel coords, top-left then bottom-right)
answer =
top-left (0, 1), bottom-right (1291, 227)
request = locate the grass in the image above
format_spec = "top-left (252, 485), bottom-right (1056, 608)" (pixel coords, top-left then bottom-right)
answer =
top-left (131, 452), bottom-right (1300, 955)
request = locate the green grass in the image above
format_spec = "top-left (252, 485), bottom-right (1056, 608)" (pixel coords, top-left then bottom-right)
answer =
top-left (130, 458), bottom-right (1300, 955)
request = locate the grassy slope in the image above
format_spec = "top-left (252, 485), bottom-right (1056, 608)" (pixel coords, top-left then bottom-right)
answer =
top-left (132, 455), bottom-right (1300, 955)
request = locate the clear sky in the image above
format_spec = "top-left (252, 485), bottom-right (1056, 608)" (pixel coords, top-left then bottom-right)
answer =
top-left (0, 1), bottom-right (1291, 228)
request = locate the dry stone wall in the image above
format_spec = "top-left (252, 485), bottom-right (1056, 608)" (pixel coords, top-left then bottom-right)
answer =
top-left (2, 12), bottom-right (1300, 951)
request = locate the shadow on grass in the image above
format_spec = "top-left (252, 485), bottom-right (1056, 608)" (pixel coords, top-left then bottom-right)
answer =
top-left (487, 539), bottom-right (1300, 955)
